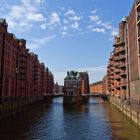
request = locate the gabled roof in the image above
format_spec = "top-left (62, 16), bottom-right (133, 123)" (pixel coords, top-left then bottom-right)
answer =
top-left (0, 18), bottom-right (8, 27)
top-left (0, 18), bottom-right (5, 23)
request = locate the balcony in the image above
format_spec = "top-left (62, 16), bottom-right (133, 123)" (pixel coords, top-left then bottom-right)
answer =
top-left (120, 79), bottom-right (127, 87)
top-left (115, 75), bottom-right (120, 81)
top-left (114, 48), bottom-right (120, 54)
top-left (115, 47), bottom-right (125, 55)
top-left (110, 67), bottom-right (114, 71)
top-left (107, 73), bottom-right (111, 76)
top-left (114, 85), bottom-right (120, 89)
top-left (119, 47), bottom-right (125, 53)
top-left (113, 37), bottom-right (125, 46)
top-left (115, 69), bottom-right (120, 74)
top-left (114, 56), bottom-right (119, 61)
top-left (119, 62), bottom-right (126, 68)
top-left (110, 76), bottom-right (114, 80)
top-left (120, 70), bottom-right (127, 76)
top-left (137, 16), bottom-right (140, 26)
top-left (136, 0), bottom-right (140, 12)
top-left (114, 62), bottom-right (119, 67)
top-left (118, 54), bottom-right (126, 60)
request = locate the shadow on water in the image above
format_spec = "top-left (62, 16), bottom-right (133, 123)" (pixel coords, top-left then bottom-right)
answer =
top-left (0, 102), bottom-right (52, 140)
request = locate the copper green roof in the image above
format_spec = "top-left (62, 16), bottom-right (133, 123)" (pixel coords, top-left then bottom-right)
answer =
top-left (0, 18), bottom-right (8, 27)
top-left (0, 18), bottom-right (5, 23)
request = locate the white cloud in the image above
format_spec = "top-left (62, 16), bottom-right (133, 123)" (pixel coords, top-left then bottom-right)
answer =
top-left (48, 12), bottom-right (60, 25)
top-left (72, 16), bottom-right (81, 21)
top-left (111, 29), bottom-right (118, 36)
top-left (65, 9), bottom-right (81, 21)
top-left (88, 10), bottom-right (118, 38)
top-left (65, 9), bottom-right (75, 16)
top-left (4, 1), bottom-right (117, 38)
top-left (6, 0), bottom-right (45, 32)
top-left (89, 13), bottom-right (107, 33)
top-left (61, 31), bottom-right (67, 37)
top-left (27, 13), bottom-right (44, 22)
top-left (54, 66), bottom-right (107, 85)
top-left (62, 9), bottom-right (81, 34)
top-left (90, 15), bottom-right (101, 23)
top-left (91, 28), bottom-right (105, 33)
top-left (71, 22), bottom-right (79, 30)
top-left (43, 12), bottom-right (61, 30)
top-left (108, 28), bottom-right (118, 41)
top-left (27, 35), bottom-right (55, 50)
top-left (34, 0), bottom-right (44, 5)
top-left (40, 23), bottom-right (47, 29)
top-left (101, 22), bottom-right (112, 30)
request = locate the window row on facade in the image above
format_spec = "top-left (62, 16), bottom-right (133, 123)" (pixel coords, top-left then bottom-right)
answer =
top-left (0, 19), bottom-right (54, 103)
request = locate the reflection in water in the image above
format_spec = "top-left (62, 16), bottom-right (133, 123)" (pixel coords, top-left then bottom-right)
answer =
top-left (0, 97), bottom-right (139, 140)
top-left (103, 103), bottom-right (140, 140)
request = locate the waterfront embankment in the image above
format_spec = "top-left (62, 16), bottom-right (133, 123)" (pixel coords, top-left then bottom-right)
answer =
top-left (0, 96), bottom-right (44, 119)
top-left (110, 96), bottom-right (140, 128)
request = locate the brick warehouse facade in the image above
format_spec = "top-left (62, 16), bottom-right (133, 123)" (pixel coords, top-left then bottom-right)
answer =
top-left (107, 0), bottom-right (140, 104)
top-left (107, 19), bottom-right (128, 99)
top-left (90, 81), bottom-right (103, 94)
top-left (64, 71), bottom-right (90, 96)
top-left (128, 0), bottom-right (140, 102)
top-left (102, 75), bottom-right (108, 94)
top-left (79, 72), bottom-right (90, 95)
top-left (0, 19), bottom-right (54, 103)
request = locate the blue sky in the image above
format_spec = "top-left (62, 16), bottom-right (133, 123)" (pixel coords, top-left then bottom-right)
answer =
top-left (0, 0), bottom-right (134, 85)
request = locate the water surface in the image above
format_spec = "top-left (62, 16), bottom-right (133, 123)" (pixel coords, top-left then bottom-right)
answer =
top-left (0, 97), bottom-right (139, 140)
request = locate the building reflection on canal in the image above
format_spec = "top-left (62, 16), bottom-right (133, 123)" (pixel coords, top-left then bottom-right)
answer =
top-left (0, 97), bottom-right (139, 140)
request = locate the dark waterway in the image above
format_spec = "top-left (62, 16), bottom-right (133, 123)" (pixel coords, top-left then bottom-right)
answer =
top-left (0, 97), bottom-right (140, 140)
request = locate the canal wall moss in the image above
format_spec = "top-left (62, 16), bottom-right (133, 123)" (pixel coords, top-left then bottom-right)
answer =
top-left (110, 96), bottom-right (140, 128)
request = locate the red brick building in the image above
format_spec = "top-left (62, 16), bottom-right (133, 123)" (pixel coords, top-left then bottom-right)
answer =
top-left (107, 19), bottom-right (128, 99)
top-left (128, 0), bottom-right (140, 102)
top-left (107, 0), bottom-right (140, 104)
top-left (102, 75), bottom-right (108, 94)
top-left (16, 39), bottom-right (29, 97)
top-left (0, 19), bottom-right (54, 103)
top-left (90, 81), bottom-right (103, 94)
top-left (49, 72), bottom-right (54, 94)
top-left (45, 68), bottom-right (54, 94)
top-left (64, 71), bottom-right (89, 96)
top-left (0, 19), bottom-right (17, 101)
top-left (79, 72), bottom-right (90, 95)
top-left (41, 63), bottom-right (47, 95)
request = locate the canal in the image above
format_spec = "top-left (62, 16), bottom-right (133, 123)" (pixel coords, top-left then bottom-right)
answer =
top-left (0, 97), bottom-right (140, 140)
